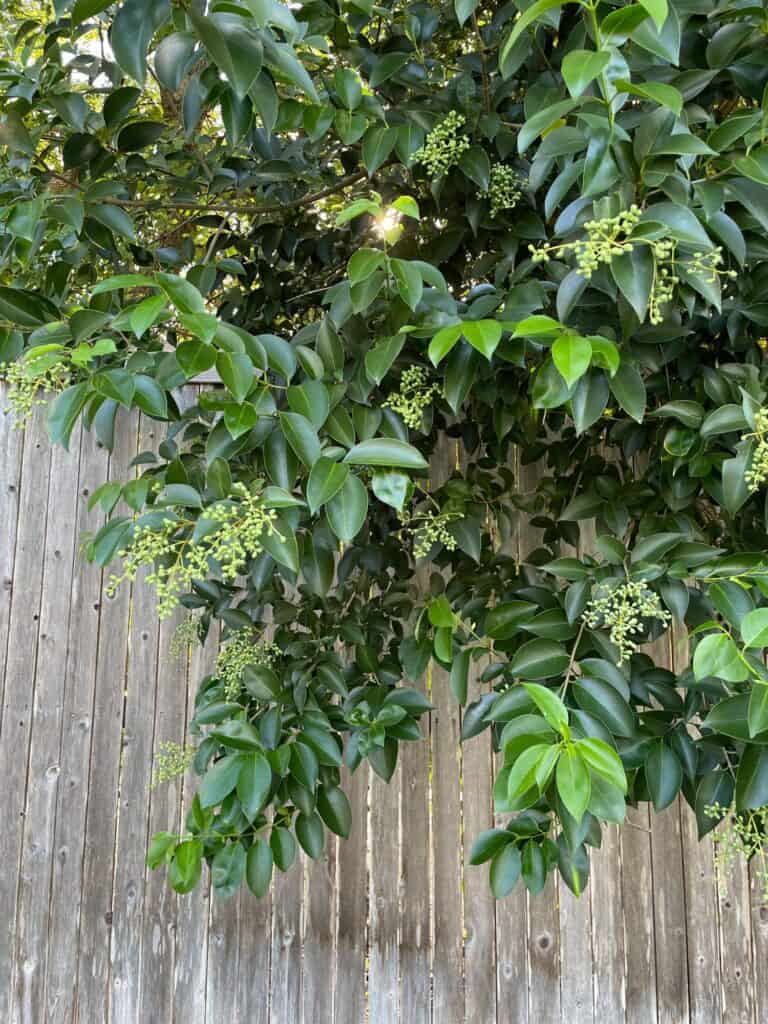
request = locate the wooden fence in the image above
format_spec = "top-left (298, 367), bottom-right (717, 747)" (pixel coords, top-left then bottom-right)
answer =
top-left (0, 383), bottom-right (766, 1023)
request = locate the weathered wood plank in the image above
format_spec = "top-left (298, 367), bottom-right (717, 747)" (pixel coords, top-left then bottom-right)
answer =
top-left (269, 858), bottom-right (303, 1023)
top-left (0, 390), bottom-right (25, 1007)
top-left (648, 802), bottom-right (690, 1024)
top-left (579, 512), bottom-right (625, 1023)
top-left (0, 384), bottom-right (25, 713)
top-left (527, 879), bottom-right (561, 1023)
top-left (680, 803), bottom-right (722, 1024)
top-left (0, 405), bottom-right (53, 1023)
top-left (462, 727), bottom-right (497, 1024)
top-left (430, 657), bottom-right (465, 1021)
top-left (71, 411), bottom-right (138, 1023)
top-left (670, 623), bottom-right (722, 1024)
top-left (172, 625), bottom-right (217, 1023)
top-left (13, 423), bottom-right (82, 1023)
top-left (429, 438), bottom-right (464, 1021)
top-left (590, 826), bottom-right (625, 1021)
top-left (558, 884), bottom-right (594, 1023)
top-left (108, 415), bottom-right (163, 1024)
top-left (137, 612), bottom-right (188, 1022)
top-left (749, 864), bottom-right (768, 1023)
top-left (398, 678), bottom-right (431, 1023)
top-left (515, 455), bottom-right (560, 1024)
top-left (558, 521), bottom-right (595, 1024)
top-left (717, 855), bottom-right (755, 1024)
top-left (301, 840), bottom-right (336, 1024)
top-left (494, 444), bottom-right (530, 1024)
top-left (647, 636), bottom-right (689, 1024)
top-left (621, 803), bottom-right (658, 1024)
top-left (334, 765), bottom-right (368, 1024)
top-left (368, 765), bottom-right (400, 1024)
top-left (494, 772), bottom-right (530, 1024)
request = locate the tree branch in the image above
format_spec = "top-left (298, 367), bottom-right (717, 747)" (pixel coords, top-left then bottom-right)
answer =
top-left (92, 170), bottom-right (369, 217)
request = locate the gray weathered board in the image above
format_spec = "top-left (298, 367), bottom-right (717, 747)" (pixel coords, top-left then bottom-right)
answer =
top-left (0, 382), bottom-right (765, 1023)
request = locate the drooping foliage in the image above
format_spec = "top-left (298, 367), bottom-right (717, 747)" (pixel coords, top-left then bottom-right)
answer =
top-left (2, 0), bottom-right (768, 904)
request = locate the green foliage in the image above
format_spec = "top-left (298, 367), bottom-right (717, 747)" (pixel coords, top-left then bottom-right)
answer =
top-left (3, 0), bottom-right (768, 906)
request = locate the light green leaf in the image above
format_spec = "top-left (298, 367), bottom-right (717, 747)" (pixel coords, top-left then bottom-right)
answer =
top-left (742, 609), bottom-right (768, 649)
top-left (462, 320), bottom-right (503, 360)
top-left (552, 333), bottom-right (592, 388)
top-left (561, 49), bottom-right (610, 98)
top-left (343, 438), bottom-right (428, 470)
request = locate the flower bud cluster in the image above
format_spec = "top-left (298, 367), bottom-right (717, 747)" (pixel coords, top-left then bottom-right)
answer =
top-left (481, 164), bottom-right (524, 218)
top-left (583, 578), bottom-right (671, 663)
top-left (151, 740), bottom-right (195, 788)
top-left (648, 247), bottom-right (678, 325)
top-left (528, 205), bottom-right (736, 324)
top-left (399, 506), bottom-right (460, 559)
top-left (216, 627), bottom-right (281, 702)
top-left (705, 801), bottom-right (768, 906)
top-left (0, 355), bottom-right (70, 426)
top-left (529, 206), bottom-right (643, 277)
top-left (383, 365), bottom-right (440, 430)
top-left (107, 482), bottom-right (279, 617)
top-left (745, 408), bottom-right (768, 491)
top-left (414, 110), bottom-right (470, 177)
top-left (169, 613), bottom-right (202, 657)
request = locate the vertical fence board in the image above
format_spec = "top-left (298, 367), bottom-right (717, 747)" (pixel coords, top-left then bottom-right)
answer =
top-left (0, 383), bottom-right (25, 711)
top-left (44, 424), bottom-right (110, 1023)
top-left (749, 866), bottom-right (768, 1023)
top-left (680, 803), bottom-right (722, 1024)
top-left (430, 659), bottom-right (464, 1021)
top-left (108, 415), bottom-right (163, 1024)
top-left (621, 803), bottom-right (658, 1024)
top-left (717, 857), bottom-right (755, 1024)
top-left (0, 406), bottom-right (53, 1023)
top-left (462, 727), bottom-right (497, 1024)
top-left (137, 613), bottom-right (188, 1023)
top-left (334, 765), bottom-right (368, 1024)
top-left (558, 886), bottom-right (594, 1023)
top-left (558, 521), bottom-right (594, 1024)
top-left (429, 439), bottom-right (464, 1021)
top-left (233, 853), bottom-right (272, 1024)
top-left (368, 767), bottom-right (401, 1024)
top-left (205, 792), bottom-right (241, 1014)
top-left (649, 801), bottom-right (689, 1024)
top-left (398, 674), bottom-right (431, 1023)
top-left (72, 411), bottom-right (137, 1022)
top-left (13, 425), bottom-right (82, 1023)
top-left (494, 811), bottom-right (530, 1024)
top-left (590, 826), bottom-right (626, 1021)
top-left (301, 838), bottom-right (336, 1024)
top-left (494, 446), bottom-right (530, 1024)
top-left (579, 511), bottom-right (625, 1022)
top-left (173, 627), bottom-right (217, 1023)
top-left (671, 624), bottom-right (722, 1024)
top-left (516, 456), bottom-right (560, 1023)
top-left (647, 635), bottom-right (689, 1024)
top-left (269, 857), bottom-right (303, 1022)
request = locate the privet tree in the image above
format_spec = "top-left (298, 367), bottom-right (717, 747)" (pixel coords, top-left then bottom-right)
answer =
top-left (2, 0), bottom-right (768, 903)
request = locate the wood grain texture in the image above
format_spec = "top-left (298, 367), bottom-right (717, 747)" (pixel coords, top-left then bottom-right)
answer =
top-left (334, 765), bottom-right (368, 1024)
top-left (72, 410), bottom-right (138, 1024)
top-left (0, 405), bottom-right (53, 1023)
top-left (108, 415), bottom-right (163, 1024)
top-left (13, 424), bottom-right (82, 1024)
top-left (368, 767), bottom-right (400, 1024)
top-left (0, 404), bottom-right (763, 1023)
